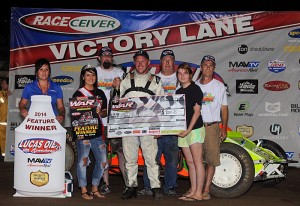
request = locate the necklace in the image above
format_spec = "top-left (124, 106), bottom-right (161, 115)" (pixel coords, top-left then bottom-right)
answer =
top-left (38, 80), bottom-right (49, 95)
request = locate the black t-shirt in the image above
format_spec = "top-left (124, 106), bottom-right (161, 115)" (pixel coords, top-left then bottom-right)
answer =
top-left (176, 82), bottom-right (203, 130)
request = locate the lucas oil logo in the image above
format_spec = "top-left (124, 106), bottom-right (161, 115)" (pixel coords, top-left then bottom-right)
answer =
top-left (19, 11), bottom-right (121, 34)
top-left (18, 138), bottom-right (61, 154)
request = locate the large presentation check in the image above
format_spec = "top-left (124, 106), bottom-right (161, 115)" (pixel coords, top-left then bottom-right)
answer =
top-left (108, 94), bottom-right (186, 138)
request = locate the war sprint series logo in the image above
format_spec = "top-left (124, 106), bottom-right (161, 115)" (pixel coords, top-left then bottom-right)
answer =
top-left (112, 100), bottom-right (137, 112)
top-left (18, 138), bottom-right (61, 154)
top-left (69, 97), bottom-right (97, 109)
top-left (19, 11), bottom-right (121, 34)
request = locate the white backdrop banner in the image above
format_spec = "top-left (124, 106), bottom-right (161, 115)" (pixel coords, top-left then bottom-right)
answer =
top-left (6, 9), bottom-right (300, 167)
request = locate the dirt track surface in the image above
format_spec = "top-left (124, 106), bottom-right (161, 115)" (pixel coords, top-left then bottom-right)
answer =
top-left (1, 161), bottom-right (300, 206)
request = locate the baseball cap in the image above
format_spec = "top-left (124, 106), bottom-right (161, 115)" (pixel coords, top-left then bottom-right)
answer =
top-left (160, 49), bottom-right (175, 59)
top-left (201, 55), bottom-right (216, 65)
top-left (133, 50), bottom-right (149, 60)
top-left (98, 46), bottom-right (113, 56)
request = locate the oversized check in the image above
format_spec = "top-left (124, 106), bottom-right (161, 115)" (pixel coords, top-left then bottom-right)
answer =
top-left (107, 94), bottom-right (186, 138)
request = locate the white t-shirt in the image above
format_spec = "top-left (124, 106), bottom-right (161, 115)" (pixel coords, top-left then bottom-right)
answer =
top-left (157, 72), bottom-right (178, 95)
top-left (196, 78), bottom-right (228, 122)
top-left (96, 66), bottom-right (124, 126)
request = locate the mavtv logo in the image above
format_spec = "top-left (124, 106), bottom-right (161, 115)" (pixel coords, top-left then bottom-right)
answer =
top-left (229, 61), bottom-right (259, 68)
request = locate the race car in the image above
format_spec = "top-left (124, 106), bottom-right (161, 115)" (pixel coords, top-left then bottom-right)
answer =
top-left (65, 128), bottom-right (295, 198)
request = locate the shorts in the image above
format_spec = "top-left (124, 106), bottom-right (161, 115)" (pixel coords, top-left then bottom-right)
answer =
top-left (203, 123), bottom-right (221, 167)
top-left (178, 127), bottom-right (205, 147)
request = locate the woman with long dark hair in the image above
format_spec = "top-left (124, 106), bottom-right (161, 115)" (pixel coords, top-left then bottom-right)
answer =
top-left (72, 65), bottom-right (108, 200)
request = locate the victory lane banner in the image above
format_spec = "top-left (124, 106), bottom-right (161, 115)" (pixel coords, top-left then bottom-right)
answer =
top-left (69, 97), bottom-right (102, 140)
top-left (108, 94), bottom-right (186, 138)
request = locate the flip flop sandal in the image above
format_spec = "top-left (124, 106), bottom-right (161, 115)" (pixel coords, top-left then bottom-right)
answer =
top-left (181, 197), bottom-right (203, 201)
top-left (81, 192), bottom-right (93, 200)
top-left (178, 196), bottom-right (188, 200)
top-left (91, 190), bottom-right (105, 198)
top-left (203, 192), bottom-right (211, 200)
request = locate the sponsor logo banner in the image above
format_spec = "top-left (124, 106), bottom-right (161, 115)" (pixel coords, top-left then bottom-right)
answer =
top-left (236, 79), bottom-right (258, 94)
top-left (30, 170), bottom-right (49, 187)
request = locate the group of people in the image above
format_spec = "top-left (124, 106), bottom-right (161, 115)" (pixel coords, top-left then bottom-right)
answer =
top-left (17, 46), bottom-right (228, 201)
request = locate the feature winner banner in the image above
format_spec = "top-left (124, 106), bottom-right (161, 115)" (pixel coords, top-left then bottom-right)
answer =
top-left (69, 97), bottom-right (102, 140)
top-left (6, 9), bottom-right (300, 167)
top-left (108, 94), bottom-right (186, 138)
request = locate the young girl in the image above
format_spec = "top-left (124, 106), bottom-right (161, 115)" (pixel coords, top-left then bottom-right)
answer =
top-left (176, 63), bottom-right (205, 201)
top-left (72, 65), bottom-right (108, 200)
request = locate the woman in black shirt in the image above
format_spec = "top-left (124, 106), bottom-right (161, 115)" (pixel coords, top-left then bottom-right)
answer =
top-left (72, 65), bottom-right (107, 200)
top-left (176, 63), bottom-right (205, 201)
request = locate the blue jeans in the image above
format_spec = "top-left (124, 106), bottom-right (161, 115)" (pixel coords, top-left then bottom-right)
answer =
top-left (142, 135), bottom-right (178, 191)
top-left (76, 137), bottom-right (107, 187)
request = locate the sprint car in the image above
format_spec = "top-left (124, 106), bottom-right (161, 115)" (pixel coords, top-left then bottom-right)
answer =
top-left (65, 128), bottom-right (294, 198)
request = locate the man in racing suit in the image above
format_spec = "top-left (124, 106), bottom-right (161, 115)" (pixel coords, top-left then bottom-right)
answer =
top-left (120, 50), bottom-right (164, 200)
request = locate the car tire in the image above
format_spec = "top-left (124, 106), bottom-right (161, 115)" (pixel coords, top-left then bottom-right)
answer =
top-left (210, 142), bottom-right (255, 198)
top-left (65, 135), bottom-right (77, 185)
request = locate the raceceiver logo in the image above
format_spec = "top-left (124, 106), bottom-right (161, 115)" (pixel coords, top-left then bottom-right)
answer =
top-left (19, 11), bottom-right (121, 34)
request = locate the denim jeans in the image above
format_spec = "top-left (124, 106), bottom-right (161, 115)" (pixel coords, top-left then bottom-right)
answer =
top-left (76, 137), bottom-right (107, 187)
top-left (142, 135), bottom-right (178, 191)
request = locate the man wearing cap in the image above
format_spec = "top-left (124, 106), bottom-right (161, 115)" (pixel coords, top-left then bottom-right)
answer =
top-left (196, 55), bottom-right (228, 200)
top-left (120, 49), bottom-right (164, 200)
top-left (96, 46), bottom-right (125, 194)
top-left (138, 49), bottom-right (179, 197)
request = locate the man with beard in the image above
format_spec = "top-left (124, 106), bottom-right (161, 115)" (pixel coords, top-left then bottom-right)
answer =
top-left (96, 46), bottom-right (125, 194)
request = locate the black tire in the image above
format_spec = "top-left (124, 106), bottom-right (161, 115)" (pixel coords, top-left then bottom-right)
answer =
top-left (177, 149), bottom-right (184, 173)
top-left (65, 132), bottom-right (77, 185)
top-left (210, 142), bottom-right (255, 199)
top-left (253, 139), bottom-right (288, 187)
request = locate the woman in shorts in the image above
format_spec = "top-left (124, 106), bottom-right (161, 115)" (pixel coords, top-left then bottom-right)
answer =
top-left (175, 63), bottom-right (205, 201)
